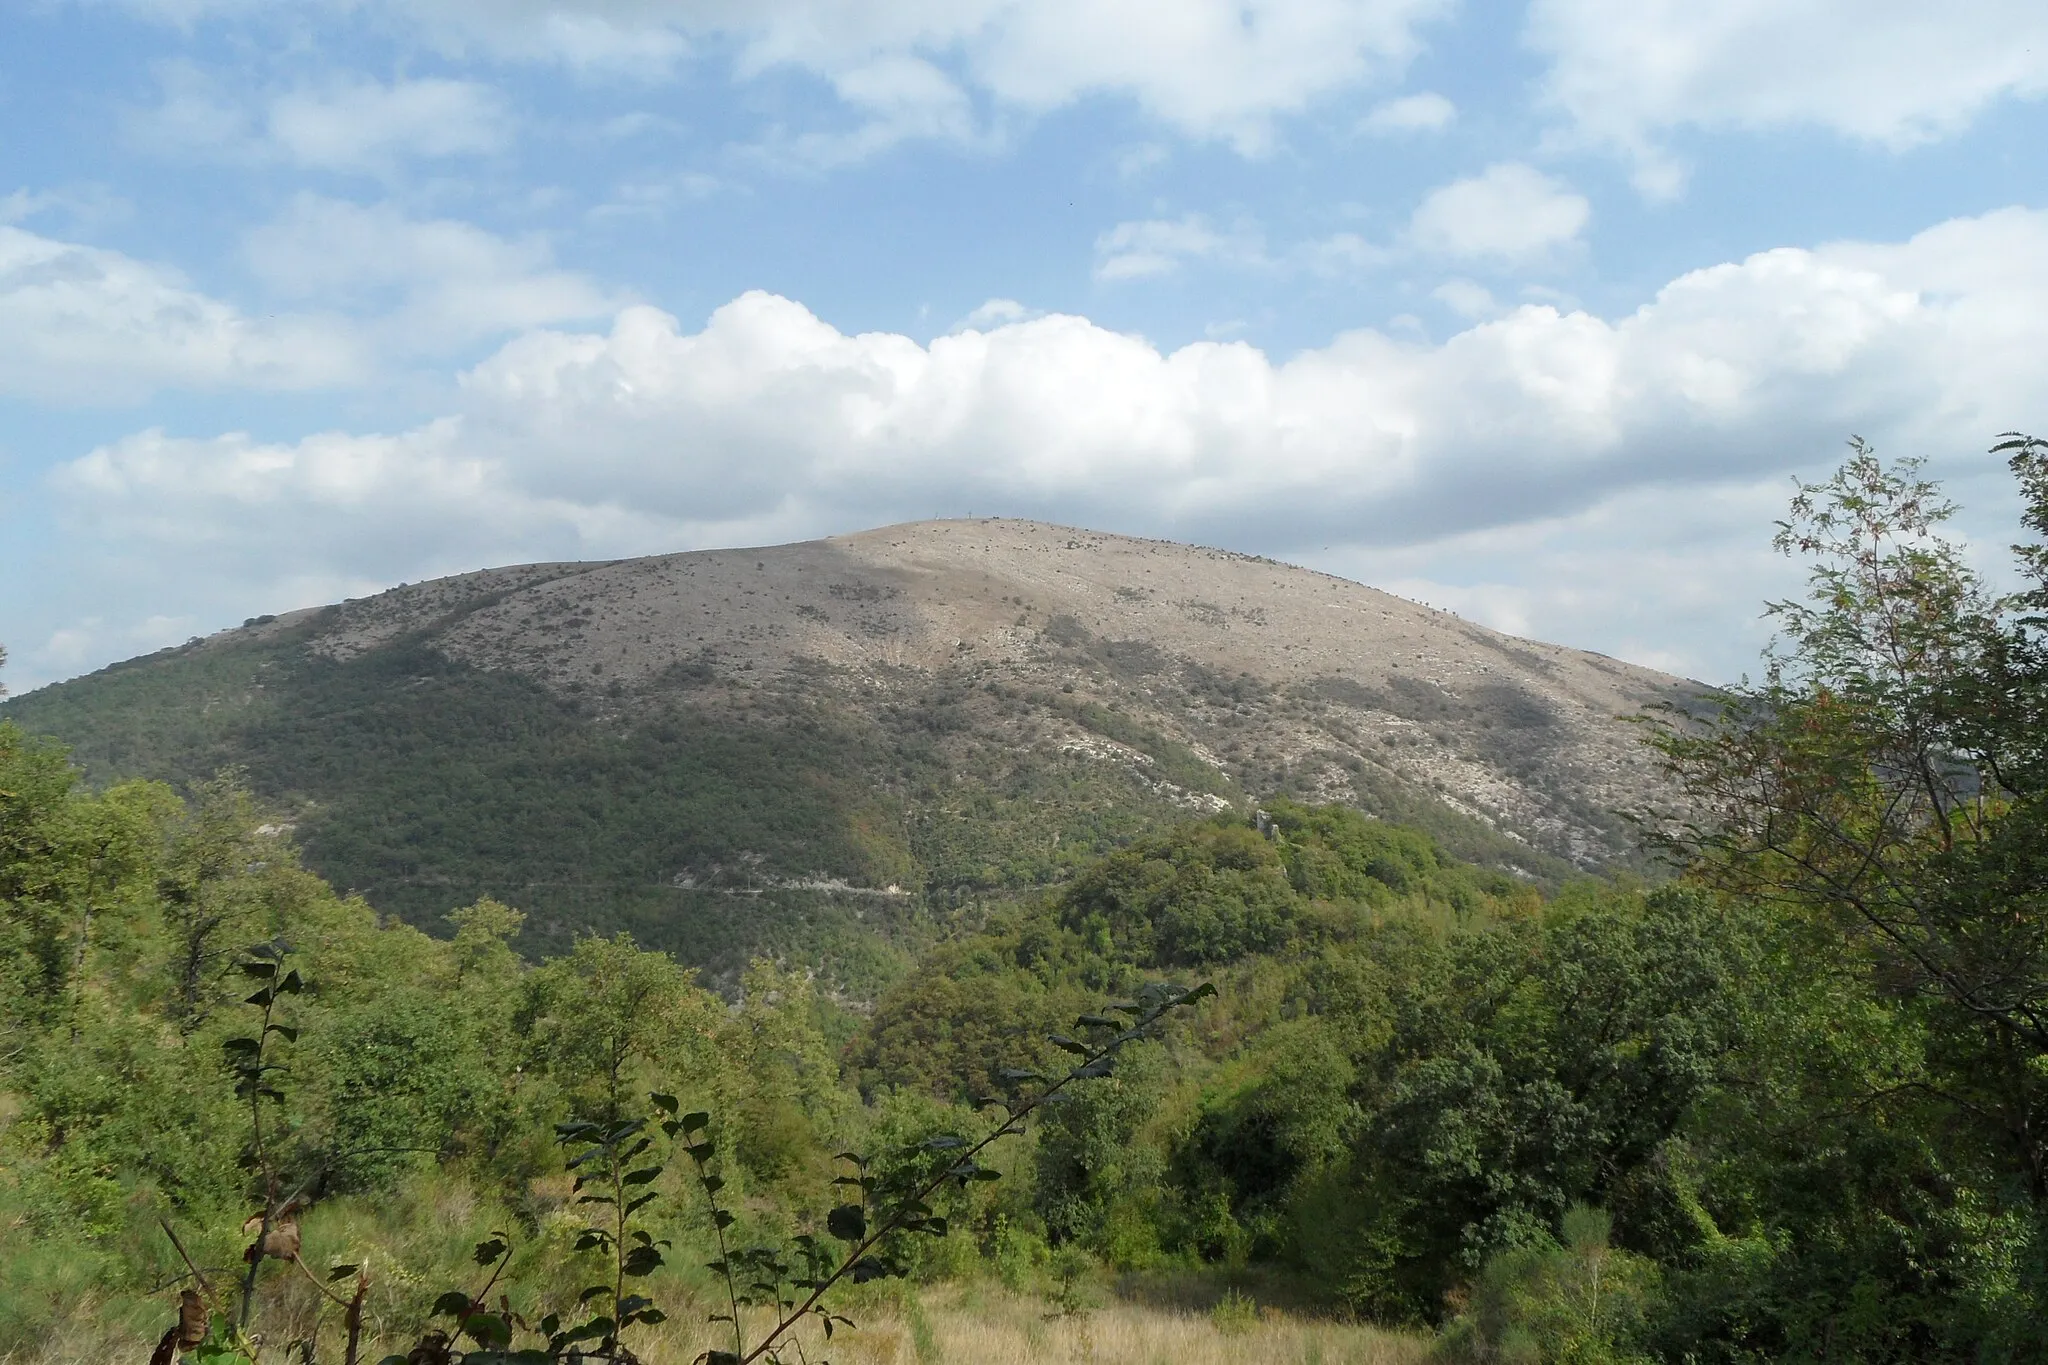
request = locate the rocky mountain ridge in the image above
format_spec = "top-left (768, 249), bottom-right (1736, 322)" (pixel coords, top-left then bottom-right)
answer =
top-left (272, 518), bottom-right (1688, 864)
top-left (4, 519), bottom-right (1699, 980)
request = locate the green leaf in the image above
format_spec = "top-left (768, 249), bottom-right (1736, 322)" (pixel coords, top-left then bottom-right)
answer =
top-left (699, 1173), bottom-right (724, 1195)
top-left (621, 1166), bottom-right (661, 1186)
top-left (681, 1110), bottom-right (711, 1133)
top-left (827, 1204), bottom-right (866, 1242)
top-left (473, 1235), bottom-right (508, 1266)
top-left (713, 1209), bottom-right (736, 1230)
top-left (243, 988), bottom-right (275, 1008)
top-left (278, 969), bottom-right (305, 994)
top-left (264, 1023), bottom-right (299, 1043)
top-left (327, 1263), bottom-right (359, 1282)
top-left (240, 961), bottom-right (278, 980)
top-left (1049, 1034), bottom-right (1091, 1056)
top-left (649, 1091), bottom-right (679, 1114)
top-left (431, 1291), bottom-right (474, 1318)
top-left (462, 1312), bottom-right (512, 1349)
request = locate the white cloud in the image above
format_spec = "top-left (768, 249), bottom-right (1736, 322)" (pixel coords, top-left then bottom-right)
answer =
top-left (243, 196), bottom-right (616, 349)
top-left (955, 298), bottom-right (1039, 330)
top-left (36, 207), bottom-right (2048, 685)
top-left (0, 224), bottom-right (361, 402)
top-left (1529, 0), bottom-right (2048, 192)
top-left (0, 203), bottom-right (608, 406)
top-left (0, 184), bottom-right (131, 230)
top-left (138, 66), bottom-right (511, 172)
top-left (1361, 90), bottom-right (1455, 133)
top-left (1094, 215), bottom-right (1385, 282)
top-left (266, 77), bottom-right (510, 170)
top-left (1092, 214), bottom-right (1266, 280)
top-left (762, 54), bottom-right (985, 166)
top-left (310, 0), bottom-right (1455, 152)
top-left (1431, 279), bottom-right (1498, 318)
top-left (1407, 163), bottom-right (1590, 265)
top-left (1295, 232), bottom-right (1386, 276)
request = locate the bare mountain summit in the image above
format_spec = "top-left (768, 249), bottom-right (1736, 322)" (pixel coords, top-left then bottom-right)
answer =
top-left (5, 519), bottom-right (1697, 978)
top-left (284, 518), bottom-right (1686, 861)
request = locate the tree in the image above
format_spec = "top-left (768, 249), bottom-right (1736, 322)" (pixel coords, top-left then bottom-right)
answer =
top-left (1649, 441), bottom-right (2048, 1183)
top-left (1641, 436), bottom-right (2048, 1352)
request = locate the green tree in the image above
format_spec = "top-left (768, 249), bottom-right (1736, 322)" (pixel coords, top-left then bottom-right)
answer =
top-left (1444, 1205), bottom-right (1661, 1365)
top-left (1644, 435), bottom-right (2048, 1355)
top-left (517, 933), bottom-right (714, 1125)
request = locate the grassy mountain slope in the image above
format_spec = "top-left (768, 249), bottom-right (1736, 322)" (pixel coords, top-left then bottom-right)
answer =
top-left (2, 519), bottom-right (1695, 988)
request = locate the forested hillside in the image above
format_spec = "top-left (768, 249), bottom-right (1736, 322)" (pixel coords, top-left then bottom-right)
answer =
top-left (5, 440), bottom-right (2048, 1363)
top-left (0, 520), bottom-right (1687, 991)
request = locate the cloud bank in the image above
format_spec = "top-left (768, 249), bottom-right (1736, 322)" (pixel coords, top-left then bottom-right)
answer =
top-left (31, 207), bottom-right (2048, 687)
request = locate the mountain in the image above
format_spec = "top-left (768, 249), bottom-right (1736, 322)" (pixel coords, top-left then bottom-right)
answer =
top-left (1, 519), bottom-right (1698, 990)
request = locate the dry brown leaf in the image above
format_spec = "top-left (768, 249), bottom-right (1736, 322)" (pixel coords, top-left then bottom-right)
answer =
top-left (241, 1208), bottom-right (302, 1262)
top-left (177, 1288), bottom-right (207, 1349)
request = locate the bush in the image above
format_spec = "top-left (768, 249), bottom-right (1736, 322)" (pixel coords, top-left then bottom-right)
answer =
top-left (1440, 1207), bottom-right (1659, 1365)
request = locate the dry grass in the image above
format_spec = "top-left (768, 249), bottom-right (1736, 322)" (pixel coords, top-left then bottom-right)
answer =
top-left (697, 1285), bottom-right (1431, 1365)
top-left (11, 1282), bottom-right (1430, 1365)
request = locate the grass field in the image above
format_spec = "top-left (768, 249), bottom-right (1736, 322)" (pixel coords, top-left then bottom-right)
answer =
top-left (6, 1285), bottom-right (1430, 1365)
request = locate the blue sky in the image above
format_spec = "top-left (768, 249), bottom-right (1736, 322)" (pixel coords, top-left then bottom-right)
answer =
top-left (5, 0), bottom-right (2048, 692)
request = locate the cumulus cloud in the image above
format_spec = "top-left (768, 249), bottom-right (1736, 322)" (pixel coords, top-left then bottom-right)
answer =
top-left (0, 224), bottom-right (361, 402)
top-left (1529, 0), bottom-right (2048, 192)
top-left (1407, 163), bottom-right (1590, 265)
top-left (47, 207), bottom-right (2048, 629)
